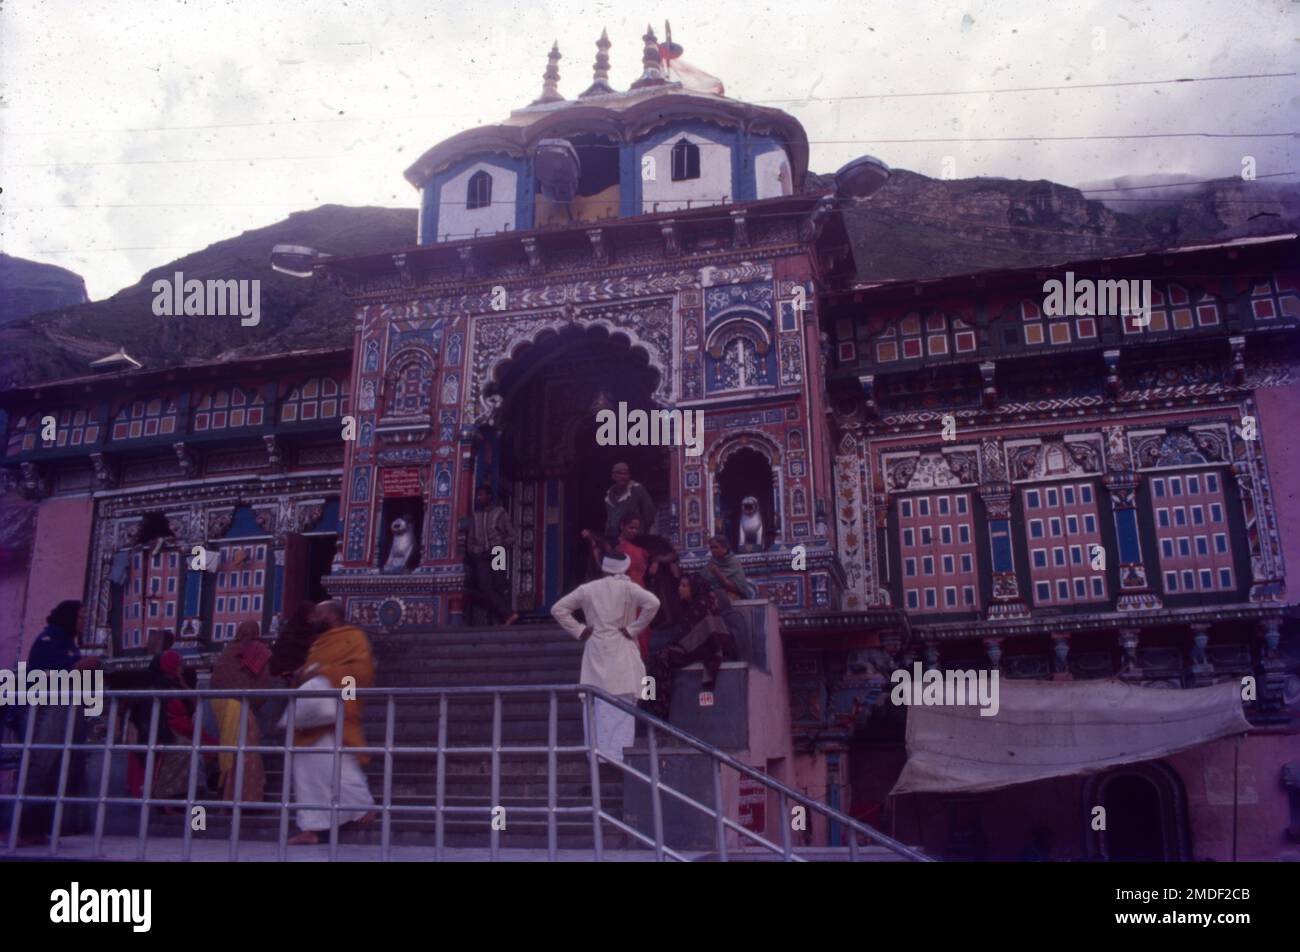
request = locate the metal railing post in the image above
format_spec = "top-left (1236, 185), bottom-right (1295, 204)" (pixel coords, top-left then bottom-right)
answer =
top-left (92, 697), bottom-right (119, 856)
top-left (229, 699), bottom-right (250, 861)
top-left (712, 758), bottom-right (728, 862)
top-left (647, 722), bottom-right (665, 862)
top-left (135, 698), bottom-right (161, 860)
top-left (546, 690), bottom-right (558, 862)
top-left (276, 697), bottom-right (297, 862)
top-left (328, 693), bottom-right (344, 862)
top-left (778, 790), bottom-right (793, 861)
top-left (490, 691), bottom-right (502, 862)
top-left (381, 695), bottom-right (395, 862)
top-left (435, 693), bottom-right (447, 862)
top-left (182, 702), bottom-right (203, 862)
top-left (583, 691), bottom-right (605, 861)
top-left (48, 703), bottom-right (78, 855)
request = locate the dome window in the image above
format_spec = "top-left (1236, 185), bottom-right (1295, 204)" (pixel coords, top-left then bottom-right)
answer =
top-left (670, 139), bottom-right (701, 182)
top-left (466, 170), bottom-right (493, 210)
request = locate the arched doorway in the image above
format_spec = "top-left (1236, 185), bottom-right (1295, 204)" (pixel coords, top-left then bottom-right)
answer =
top-left (1084, 761), bottom-right (1190, 861)
top-left (716, 444), bottom-right (778, 551)
top-left (488, 325), bottom-right (670, 610)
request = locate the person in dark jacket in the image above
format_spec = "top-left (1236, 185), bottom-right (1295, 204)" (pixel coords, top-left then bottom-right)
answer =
top-left (464, 483), bottom-right (519, 626)
top-left (602, 462), bottom-right (657, 543)
top-left (17, 600), bottom-right (97, 846)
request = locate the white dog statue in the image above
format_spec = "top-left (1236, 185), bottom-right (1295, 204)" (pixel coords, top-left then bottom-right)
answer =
top-left (738, 495), bottom-right (765, 550)
top-left (383, 516), bottom-right (417, 573)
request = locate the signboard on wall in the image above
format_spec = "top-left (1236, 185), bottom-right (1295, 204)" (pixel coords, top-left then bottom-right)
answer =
top-left (738, 775), bottom-right (766, 832)
top-left (381, 467), bottom-right (423, 497)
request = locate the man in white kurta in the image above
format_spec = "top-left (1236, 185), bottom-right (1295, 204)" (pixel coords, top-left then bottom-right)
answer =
top-left (551, 552), bottom-right (660, 764)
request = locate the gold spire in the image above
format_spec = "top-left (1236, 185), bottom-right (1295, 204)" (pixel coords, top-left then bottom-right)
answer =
top-left (580, 28), bottom-right (614, 97)
top-left (629, 23), bottom-right (667, 89)
top-left (532, 41), bottom-right (564, 105)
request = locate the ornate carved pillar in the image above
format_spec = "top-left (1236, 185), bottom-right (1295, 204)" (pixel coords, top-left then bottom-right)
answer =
top-left (1103, 349), bottom-right (1121, 398)
top-left (1051, 633), bottom-right (1072, 680)
top-left (1230, 453), bottom-right (1285, 603)
top-left (18, 461), bottom-right (48, 501)
top-left (1188, 623), bottom-right (1215, 687)
top-left (1118, 627), bottom-right (1143, 680)
top-left (448, 425), bottom-right (478, 626)
top-left (983, 637), bottom-right (1003, 671)
top-left (1257, 616), bottom-right (1286, 710)
top-left (977, 439), bottom-right (1028, 619)
top-left (1102, 425), bottom-right (1162, 611)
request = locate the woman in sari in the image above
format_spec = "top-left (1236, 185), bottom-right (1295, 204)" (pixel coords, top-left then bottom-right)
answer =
top-left (706, 534), bottom-right (757, 600)
top-left (135, 650), bottom-right (216, 811)
top-left (210, 620), bottom-right (272, 806)
top-left (644, 574), bottom-right (738, 719)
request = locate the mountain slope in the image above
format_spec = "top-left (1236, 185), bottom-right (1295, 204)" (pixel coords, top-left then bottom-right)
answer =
top-left (0, 254), bottom-right (89, 327)
top-left (2, 173), bottom-right (1296, 389)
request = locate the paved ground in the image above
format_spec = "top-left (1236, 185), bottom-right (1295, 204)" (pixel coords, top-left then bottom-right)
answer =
top-left (1, 835), bottom-right (701, 862)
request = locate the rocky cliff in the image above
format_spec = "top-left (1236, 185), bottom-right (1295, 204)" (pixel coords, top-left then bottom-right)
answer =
top-left (0, 254), bottom-right (89, 327)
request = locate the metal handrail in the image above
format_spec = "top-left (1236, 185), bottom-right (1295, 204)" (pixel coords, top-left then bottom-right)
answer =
top-left (0, 683), bottom-right (931, 863)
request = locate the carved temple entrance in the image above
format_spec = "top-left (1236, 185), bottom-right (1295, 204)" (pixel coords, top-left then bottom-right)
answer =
top-left (484, 325), bottom-right (671, 613)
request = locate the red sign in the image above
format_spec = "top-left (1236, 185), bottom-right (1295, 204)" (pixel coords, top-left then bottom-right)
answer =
top-left (380, 467), bottom-right (423, 497)
top-left (738, 775), bottom-right (766, 832)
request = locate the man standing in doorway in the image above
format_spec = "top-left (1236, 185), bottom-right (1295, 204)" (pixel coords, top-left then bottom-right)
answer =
top-left (603, 462), bottom-right (656, 544)
top-left (550, 552), bottom-right (660, 764)
top-left (464, 483), bottom-right (519, 626)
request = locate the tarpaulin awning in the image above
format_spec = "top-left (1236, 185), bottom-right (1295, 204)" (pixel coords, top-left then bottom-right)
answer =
top-left (890, 677), bottom-right (1252, 796)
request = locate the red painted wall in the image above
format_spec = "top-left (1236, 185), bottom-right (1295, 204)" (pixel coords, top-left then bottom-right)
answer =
top-left (17, 495), bottom-right (95, 658)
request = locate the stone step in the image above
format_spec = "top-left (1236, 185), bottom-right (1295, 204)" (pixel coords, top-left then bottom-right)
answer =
top-left (371, 636), bottom-right (580, 654)
top-left (376, 670), bottom-right (584, 687)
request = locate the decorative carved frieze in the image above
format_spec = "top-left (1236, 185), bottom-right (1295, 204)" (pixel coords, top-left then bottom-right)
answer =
top-left (19, 462), bottom-right (48, 500)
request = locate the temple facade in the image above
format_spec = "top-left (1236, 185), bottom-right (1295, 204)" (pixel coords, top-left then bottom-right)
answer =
top-left (321, 27), bottom-right (848, 626)
top-left (0, 350), bottom-right (350, 668)
top-left (2, 26), bottom-right (1297, 859)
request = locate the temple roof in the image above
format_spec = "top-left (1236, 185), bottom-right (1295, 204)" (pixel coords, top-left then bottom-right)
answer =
top-left (403, 86), bottom-right (809, 191)
top-left (403, 27), bottom-right (809, 191)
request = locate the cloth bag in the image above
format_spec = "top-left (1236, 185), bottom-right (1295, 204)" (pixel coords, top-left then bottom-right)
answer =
top-left (277, 675), bottom-right (339, 731)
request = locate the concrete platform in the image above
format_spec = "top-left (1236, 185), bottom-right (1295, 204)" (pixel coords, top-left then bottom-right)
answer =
top-left (1, 834), bottom-right (703, 862)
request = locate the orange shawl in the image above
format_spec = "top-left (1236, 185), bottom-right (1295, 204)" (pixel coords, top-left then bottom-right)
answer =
top-left (293, 624), bottom-right (375, 762)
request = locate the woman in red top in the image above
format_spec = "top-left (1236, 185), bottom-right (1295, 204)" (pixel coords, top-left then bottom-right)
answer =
top-left (582, 515), bottom-right (655, 655)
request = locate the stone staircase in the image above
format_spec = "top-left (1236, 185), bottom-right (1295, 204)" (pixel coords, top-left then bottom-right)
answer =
top-left (149, 622), bottom-right (629, 850)
top-left (134, 615), bottom-right (925, 860)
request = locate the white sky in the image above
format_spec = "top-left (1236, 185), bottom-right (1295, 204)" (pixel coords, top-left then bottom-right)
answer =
top-left (2, 0), bottom-right (1296, 299)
